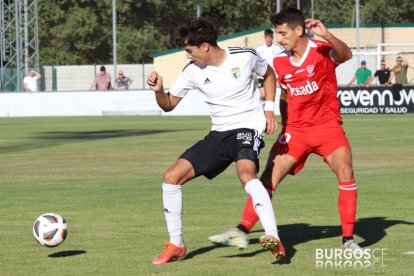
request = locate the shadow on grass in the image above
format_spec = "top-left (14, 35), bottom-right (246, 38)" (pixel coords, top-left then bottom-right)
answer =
top-left (0, 129), bottom-right (182, 154)
top-left (35, 130), bottom-right (176, 140)
top-left (48, 250), bottom-right (87, 258)
top-left (186, 217), bottom-right (413, 264)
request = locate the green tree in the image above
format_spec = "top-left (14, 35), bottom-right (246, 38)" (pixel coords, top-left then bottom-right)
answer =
top-left (37, 0), bottom-right (414, 65)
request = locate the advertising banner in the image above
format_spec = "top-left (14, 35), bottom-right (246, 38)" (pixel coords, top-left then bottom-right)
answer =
top-left (337, 85), bottom-right (414, 114)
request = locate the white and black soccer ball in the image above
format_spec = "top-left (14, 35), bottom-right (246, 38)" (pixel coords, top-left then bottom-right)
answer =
top-left (33, 213), bottom-right (68, 247)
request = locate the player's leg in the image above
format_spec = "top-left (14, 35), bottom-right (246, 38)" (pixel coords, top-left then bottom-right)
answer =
top-left (236, 157), bottom-right (285, 261)
top-left (236, 151), bottom-right (295, 233)
top-left (208, 151), bottom-right (294, 260)
top-left (152, 159), bottom-right (195, 264)
top-left (325, 146), bottom-right (362, 252)
top-left (236, 159), bottom-right (279, 238)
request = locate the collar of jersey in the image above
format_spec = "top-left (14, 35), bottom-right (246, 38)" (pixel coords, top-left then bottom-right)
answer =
top-left (289, 39), bottom-right (317, 67)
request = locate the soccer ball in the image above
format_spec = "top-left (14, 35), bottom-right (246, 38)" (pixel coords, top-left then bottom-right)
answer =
top-left (33, 213), bottom-right (68, 247)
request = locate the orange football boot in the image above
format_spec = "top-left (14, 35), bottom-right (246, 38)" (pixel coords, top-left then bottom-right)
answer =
top-left (260, 235), bottom-right (286, 261)
top-left (152, 242), bottom-right (186, 264)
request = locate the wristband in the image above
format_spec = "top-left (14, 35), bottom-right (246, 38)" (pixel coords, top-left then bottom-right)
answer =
top-left (264, 101), bottom-right (275, 111)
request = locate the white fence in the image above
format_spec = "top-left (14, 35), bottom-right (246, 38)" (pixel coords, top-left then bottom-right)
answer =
top-left (42, 64), bottom-right (154, 91)
top-left (0, 89), bottom-right (283, 117)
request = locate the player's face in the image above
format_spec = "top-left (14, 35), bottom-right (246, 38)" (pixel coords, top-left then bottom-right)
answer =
top-left (184, 44), bottom-right (208, 67)
top-left (274, 23), bottom-right (302, 51)
top-left (264, 35), bottom-right (273, 47)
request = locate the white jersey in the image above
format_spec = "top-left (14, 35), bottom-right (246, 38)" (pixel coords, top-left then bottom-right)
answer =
top-left (23, 75), bottom-right (38, 92)
top-left (169, 47), bottom-right (267, 132)
top-left (256, 43), bottom-right (283, 70)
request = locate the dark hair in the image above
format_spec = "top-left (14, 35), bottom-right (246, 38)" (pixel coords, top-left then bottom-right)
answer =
top-left (270, 8), bottom-right (306, 37)
top-left (264, 29), bottom-right (274, 37)
top-left (100, 65), bottom-right (106, 72)
top-left (175, 18), bottom-right (218, 47)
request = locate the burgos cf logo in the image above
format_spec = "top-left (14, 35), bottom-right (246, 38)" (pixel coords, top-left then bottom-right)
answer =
top-left (277, 133), bottom-right (291, 144)
top-left (231, 67), bottom-right (241, 79)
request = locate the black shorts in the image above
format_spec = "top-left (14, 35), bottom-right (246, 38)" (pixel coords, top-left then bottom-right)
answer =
top-left (180, 128), bottom-right (265, 179)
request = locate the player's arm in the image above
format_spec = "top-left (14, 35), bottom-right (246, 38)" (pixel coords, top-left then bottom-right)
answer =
top-left (147, 71), bottom-right (181, 112)
top-left (262, 65), bottom-right (277, 135)
top-left (305, 19), bottom-right (352, 64)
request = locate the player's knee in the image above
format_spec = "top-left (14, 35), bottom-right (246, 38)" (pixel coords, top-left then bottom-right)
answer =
top-left (239, 173), bottom-right (257, 187)
top-left (336, 164), bottom-right (354, 180)
top-left (163, 169), bottom-right (181, 184)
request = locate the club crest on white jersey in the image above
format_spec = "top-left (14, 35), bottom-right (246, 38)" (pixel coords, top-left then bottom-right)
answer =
top-left (231, 67), bottom-right (241, 79)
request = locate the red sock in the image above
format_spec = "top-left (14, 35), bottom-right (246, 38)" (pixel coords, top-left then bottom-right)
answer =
top-left (239, 188), bottom-right (273, 232)
top-left (338, 180), bottom-right (357, 237)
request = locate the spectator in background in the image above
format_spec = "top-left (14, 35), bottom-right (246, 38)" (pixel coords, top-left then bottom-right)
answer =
top-left (347, 60), bottom-right (372, 87)
top-left (256, 29), bottom-right (283, 100)
top-left (114, 70), bottom-right (133, 90)
top-left (89, 65), bottom-right (112, 91)
top-left (391, 56), bottom-right (409, 84)
top-left (23, 69), bottom-right (41, 92)
top-left (373, 60), bottom-right (391, 85)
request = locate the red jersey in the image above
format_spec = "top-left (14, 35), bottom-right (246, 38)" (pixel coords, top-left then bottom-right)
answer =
top-left (273, 39), bottom-right (342, 127)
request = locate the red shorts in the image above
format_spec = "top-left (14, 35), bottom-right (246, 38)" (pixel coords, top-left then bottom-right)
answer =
top-left (272, 123), bottom-right (351, 175)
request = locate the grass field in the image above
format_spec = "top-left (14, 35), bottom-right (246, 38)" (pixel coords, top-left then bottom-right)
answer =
top-left (0, 115), bottom-right (413, 275)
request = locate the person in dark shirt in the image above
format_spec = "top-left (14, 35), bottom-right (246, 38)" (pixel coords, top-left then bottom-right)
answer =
top-left (374, 60), bottom-right (391, 85)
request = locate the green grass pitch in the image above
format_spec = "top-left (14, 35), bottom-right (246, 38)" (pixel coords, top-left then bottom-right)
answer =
top-left (0, 115), bottom-right (413, 275)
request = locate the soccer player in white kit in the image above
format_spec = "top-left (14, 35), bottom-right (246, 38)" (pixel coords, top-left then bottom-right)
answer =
top-left (147, 18), bottom-right (282, 264)
top-left (256, 29), bottom-right (283, 96)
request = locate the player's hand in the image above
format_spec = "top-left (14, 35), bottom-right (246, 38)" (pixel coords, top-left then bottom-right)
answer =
top-left (147, 71), bottom-right (164, 93)
top-left (264, 111), bottom-right (277, 135)
top-left (305, 19), bottom-right (329, 38)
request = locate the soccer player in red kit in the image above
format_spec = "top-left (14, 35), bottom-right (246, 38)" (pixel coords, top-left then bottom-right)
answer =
top-left (209, 8), bottom-right (363, 259)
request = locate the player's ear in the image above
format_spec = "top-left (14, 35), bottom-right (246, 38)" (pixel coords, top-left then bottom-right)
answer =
top-left (295, 25), bottom-right (304, 37)
top-left (201, 42), bottom-right (209, 52)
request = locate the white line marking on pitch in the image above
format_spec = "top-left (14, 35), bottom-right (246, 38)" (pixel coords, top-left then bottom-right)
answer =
top-left (402, 251), bottom-right (414, 255)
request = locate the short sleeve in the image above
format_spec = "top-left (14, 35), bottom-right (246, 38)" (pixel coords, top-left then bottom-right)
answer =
top-left (168, 69), bottom-right (195, 98)
top-left (254, 51), bottom-right (268, 77)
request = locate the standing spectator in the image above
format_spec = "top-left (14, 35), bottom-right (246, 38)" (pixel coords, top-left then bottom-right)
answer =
top-left (23, 69), bottom-right (41, 92)
top-left (373, 60), bottom-right (391, 85)
top-left (89, 65), bottom-right (112, 91)
top-left (347, 60), bottom-right (372, 87)
top-left (391, 56), bottom-right (409, 84)
top-left (114, 70), bottom-right (133, 90)
top-left (256, 29), bottom-right (283, 100)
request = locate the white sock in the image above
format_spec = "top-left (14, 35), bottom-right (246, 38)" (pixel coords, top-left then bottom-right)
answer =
top-left (244, 179), bottom-right (279, 239)
top-left (162, 183), bottom-right (184, 246)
